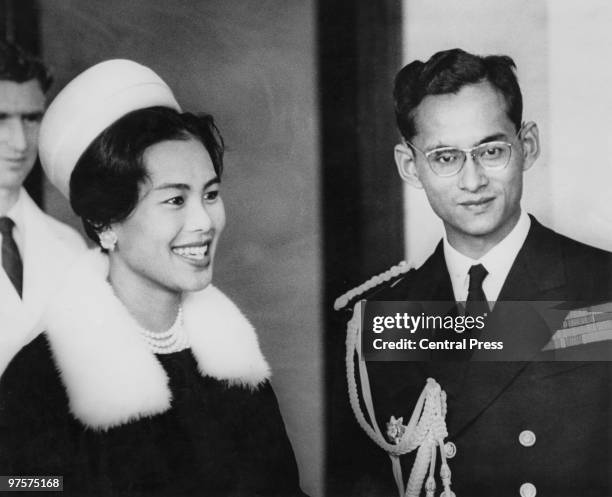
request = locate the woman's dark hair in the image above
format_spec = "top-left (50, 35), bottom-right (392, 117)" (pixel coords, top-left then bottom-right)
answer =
top-left (70, 106), bottom-right (224, 247)
top-left (394, 48), bottom-right (523, 141)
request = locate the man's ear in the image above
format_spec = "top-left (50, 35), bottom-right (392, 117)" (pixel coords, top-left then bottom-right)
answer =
top-left (519, 121), bottom-right (540, 171)
top-left (394, 142), bottom-right (423, 189)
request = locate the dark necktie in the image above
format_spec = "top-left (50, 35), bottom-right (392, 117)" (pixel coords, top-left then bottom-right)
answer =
top-left (0, 217), bottom-right (23, 298)
top-left (465, 263), bottom-right (489, 317)
top-left (446, 264), bottom-right (489, 363)
top-left (428, 265), bottom-right (490, 391)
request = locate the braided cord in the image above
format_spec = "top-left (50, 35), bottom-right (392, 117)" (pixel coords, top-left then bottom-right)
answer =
top-left (334, 261), bottom-right (412, 311)
top-left (345, 304), bottom-right (455, 497)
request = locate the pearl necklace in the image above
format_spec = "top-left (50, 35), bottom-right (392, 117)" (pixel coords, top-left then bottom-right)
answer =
top-left (137, 306), bottom-right (190, 354)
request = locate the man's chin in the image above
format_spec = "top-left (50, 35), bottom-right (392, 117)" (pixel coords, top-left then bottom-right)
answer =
top-left (0, 169), bottom-right (31, 190)
top-left (452, 215), bottom-right (504, 239)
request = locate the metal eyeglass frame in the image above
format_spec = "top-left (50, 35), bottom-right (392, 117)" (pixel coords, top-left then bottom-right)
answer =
top-left (405, 124), bottom-right (526, 177)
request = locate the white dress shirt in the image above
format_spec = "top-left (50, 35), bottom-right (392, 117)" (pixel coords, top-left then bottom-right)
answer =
top-left (443, 209), bottom-right (531, 302)
top-left (0, 191), bottom-right (25, 267)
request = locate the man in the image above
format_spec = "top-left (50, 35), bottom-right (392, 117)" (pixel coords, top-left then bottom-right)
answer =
top-left (328, 49), bottom-right (611, 497)
top-left (0, 41), bottom-right (84, 369)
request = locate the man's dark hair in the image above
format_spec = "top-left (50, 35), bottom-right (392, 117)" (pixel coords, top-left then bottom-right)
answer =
top-left (394, 48), bottom-right (522, 141)
top-left (0, 39), bottom-right (52, 91)
top-left (70, 106), bottom-right (224, 248)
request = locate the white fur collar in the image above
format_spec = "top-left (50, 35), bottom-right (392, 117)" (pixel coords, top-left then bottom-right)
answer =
top-left (43, 250), bottom-right (270, 430)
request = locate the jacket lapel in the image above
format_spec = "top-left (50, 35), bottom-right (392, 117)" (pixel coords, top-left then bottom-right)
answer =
top-left (0, 191), bottom-right (83, 341)
top-left (0, 194), bottom-right (26, 330)
top-left (449, 217), bottom-right (569, 436)
top-left (1, 193), bottom-right (73, 354)
top-left (424, 242), bottom-right (454, 301)
top-left (498, 216), bottom-right (566, 300)
top-left (0, 271), bottom-right (21, 309)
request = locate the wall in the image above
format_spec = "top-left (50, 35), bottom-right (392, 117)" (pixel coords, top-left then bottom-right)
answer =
top-left (39, 2), bottom-right (322, 495)
top-left (547, 0), bottom-right (612, 251)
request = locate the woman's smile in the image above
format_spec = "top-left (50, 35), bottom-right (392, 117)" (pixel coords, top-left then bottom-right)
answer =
top-left (171, 238), bottom-right (213, 266)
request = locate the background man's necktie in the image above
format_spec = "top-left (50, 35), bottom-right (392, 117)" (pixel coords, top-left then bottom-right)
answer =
top-left (0, 217), bottom-right (23, 298)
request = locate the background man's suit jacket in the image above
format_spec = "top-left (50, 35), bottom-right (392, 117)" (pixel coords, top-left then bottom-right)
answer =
top-left (0, 189), bottom-right (85, 374)
top-left (327, 217), bottom-right (612, 497)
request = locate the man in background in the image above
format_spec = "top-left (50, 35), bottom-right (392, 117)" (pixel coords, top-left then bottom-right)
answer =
top-left (329, 48), bottom-right (612, 497)
top-left (0, 40), bottom-right (84, 367)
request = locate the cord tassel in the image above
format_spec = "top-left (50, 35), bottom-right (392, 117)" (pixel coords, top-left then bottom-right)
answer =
top-left (424, 441), bottom-right (437, 497)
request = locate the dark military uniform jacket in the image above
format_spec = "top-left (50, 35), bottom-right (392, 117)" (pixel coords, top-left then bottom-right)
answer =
top-left (328, 217), bottom-right (612, 497)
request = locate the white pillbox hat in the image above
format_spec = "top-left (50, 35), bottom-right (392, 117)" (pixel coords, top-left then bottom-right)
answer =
top-left (39, 59), bottom-right (181, 198)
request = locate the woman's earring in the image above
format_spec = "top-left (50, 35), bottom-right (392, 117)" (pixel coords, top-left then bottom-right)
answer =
top-left (99, 229), bottom-right (118, 251)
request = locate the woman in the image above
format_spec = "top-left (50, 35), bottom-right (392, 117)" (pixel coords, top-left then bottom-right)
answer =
top-left (0, 60), bottom-right (304, 496)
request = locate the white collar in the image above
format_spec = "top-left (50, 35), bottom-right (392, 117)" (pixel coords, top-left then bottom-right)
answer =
top-left (5, 188), bottom-right (24, 220)
top-left (43, 249), bottom-right (270, 430)
top-left (1, 188), bottom-right (25, 254)
top-left (443, 210), bottom-right (531, 302)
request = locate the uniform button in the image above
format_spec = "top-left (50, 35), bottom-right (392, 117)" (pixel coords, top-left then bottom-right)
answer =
top-left (519, 482), bottom-right (536, 497)
top-left (444, 441), bottom-right (457, 459)
top-left (519, 430), bottom-right (536, 447)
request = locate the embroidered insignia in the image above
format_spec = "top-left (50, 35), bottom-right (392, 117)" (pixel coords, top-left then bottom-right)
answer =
top-left (543, 303), bottom-right (612, 351)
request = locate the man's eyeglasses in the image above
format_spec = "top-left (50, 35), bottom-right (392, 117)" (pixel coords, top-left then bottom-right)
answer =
top-left (405, 126), bottom-right (524, 177)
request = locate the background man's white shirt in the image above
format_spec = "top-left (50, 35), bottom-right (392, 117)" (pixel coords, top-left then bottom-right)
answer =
top-left (0, 188), bottom-right (85, 373)
top-left (0, 190), bottom-right (25, 266)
